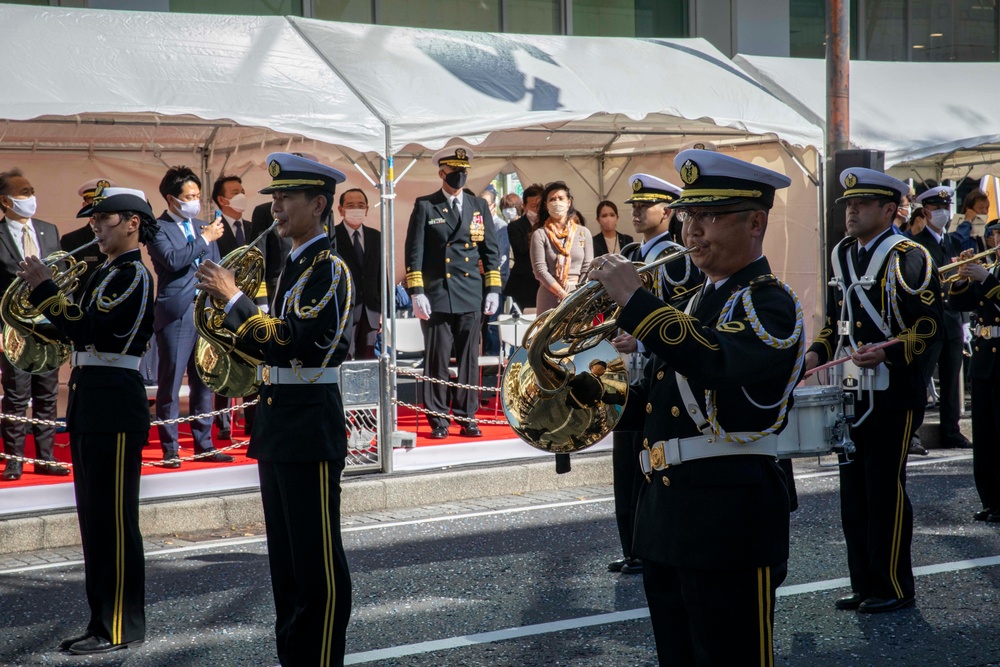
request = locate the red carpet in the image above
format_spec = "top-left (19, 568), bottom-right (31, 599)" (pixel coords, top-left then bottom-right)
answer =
top-left (3, 405), bottom-right (516, 489)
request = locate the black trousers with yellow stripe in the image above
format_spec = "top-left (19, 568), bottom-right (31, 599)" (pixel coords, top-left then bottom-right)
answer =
top-left (643, 560), bottom-right (787, 666)
top-left (838, 407), bottom-right (921, 601)
top-left (258, 460), bottom-right (352, 667)
top-left (70, 431), bottom-right (146, 645)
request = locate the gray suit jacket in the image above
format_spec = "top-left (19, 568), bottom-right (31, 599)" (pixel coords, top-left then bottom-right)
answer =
top-left (147, 212), bottom-right (220, 332)
top-left (0, 217), bottom-right (60, 295)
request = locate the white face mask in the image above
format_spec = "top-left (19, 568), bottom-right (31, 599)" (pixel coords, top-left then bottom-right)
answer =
top-left (929, 208), bottom-right (950, 230)
top-left (173, 197), bottom-right (201, 220)
top-left (344, 209), bottom-right (366, 225)
top-left (6, 195), bottom-right (37, 219)
top-left (547, 201), bottom-right (570, 217)
top-left (502, 207), bottom-right (518, 222)
top-left (526, 210), bottom-right (538, 223)
top-left (225, 193), bottom-right (247, 214)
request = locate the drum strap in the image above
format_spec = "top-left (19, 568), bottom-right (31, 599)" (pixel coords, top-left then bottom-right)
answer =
top-left (832, 235), bottom-right (907, 338)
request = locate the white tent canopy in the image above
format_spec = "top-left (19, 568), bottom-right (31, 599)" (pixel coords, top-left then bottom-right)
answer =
top-left (735, 54), bottom-right (1000, 179)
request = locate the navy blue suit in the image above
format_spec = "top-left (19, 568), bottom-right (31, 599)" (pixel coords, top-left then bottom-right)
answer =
top-left (147, 211), bottom-right (220, 456)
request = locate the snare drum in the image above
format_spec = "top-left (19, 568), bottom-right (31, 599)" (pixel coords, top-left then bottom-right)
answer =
top-left (775, 385), bottom-right (842, 458)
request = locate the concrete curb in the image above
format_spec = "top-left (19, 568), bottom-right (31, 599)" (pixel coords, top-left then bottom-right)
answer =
top-left (0, 453), bottom-right (611, 556)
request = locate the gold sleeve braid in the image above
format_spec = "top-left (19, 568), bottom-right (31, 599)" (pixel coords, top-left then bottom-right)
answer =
top-left (484, 270), bottom-right (501, 288)
top-left (632, 306), bottom-right (720, 351)
top-left (813, 326), bottom-right (834, 359)
top-left (405, 270), bottom-right (423, 289)
top-left (896, 316), bottom-right (938, 365)
top-left (235, 311), bottom-right (292, 345)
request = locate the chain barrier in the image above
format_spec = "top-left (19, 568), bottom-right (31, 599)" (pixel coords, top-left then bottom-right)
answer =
top-left (393, 399), bottom-right (510, 426)
top-left (0, 398), bottom-right (260, 471)
top-left (392, 366), bottom-right (501, 393)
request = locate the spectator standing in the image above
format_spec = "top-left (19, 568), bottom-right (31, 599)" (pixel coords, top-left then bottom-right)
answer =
top-left (592, 200), bottom-right (634, 257)
top-left (333, 188), bottom-right (381, 360)
top-left (504, 183), bottom-right (542, 310)
top-left (530, 181), bottom-right (593, 313)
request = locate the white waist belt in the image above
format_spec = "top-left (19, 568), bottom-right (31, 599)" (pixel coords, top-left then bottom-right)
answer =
top-left (71, 352), bottom-right (142, 371)
top-left (973, 325), bottom-right (1000, 339)
top-left (259, 365), bottom-right (340, 385)
top-left (640, 434), bottom-right (777, 473)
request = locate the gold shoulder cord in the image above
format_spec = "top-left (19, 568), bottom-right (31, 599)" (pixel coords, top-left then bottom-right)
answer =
top-left (286, 254), bottom-right (354, 383)
top-left (87, 262), bottom-right (150, 363)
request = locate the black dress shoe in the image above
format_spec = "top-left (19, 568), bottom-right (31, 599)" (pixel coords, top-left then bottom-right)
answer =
top-left (834, 593), bottom-right (866, 610)
top-left (67, 635), bottom-right (142, 655)
top-left (607, 558), bottom-right (626, 573)
top-left (460, 424), bottom-right (483, 437)
top-left (161, 457), bottom-right (181, 469)
top-left (974, 508), bottom-right (993, 521)
top-left (59, 632), bottom-right (93, 651)
top-left (858, 596), bottom-right (915, 614)
top-left (2, 460), bottom-right (22, 481)
top-left (216, 428), bottom-right (231, 441)
top-left (35, 462), bottom-right (71, 476)
top-left (199, 451), bottom-right (235, 463)
top-left (620, 558), bottom-right (643, 575)
top-left (429, 427), bottom-right (449, 439)
top-left (948, 435), bottom-right (973, 449)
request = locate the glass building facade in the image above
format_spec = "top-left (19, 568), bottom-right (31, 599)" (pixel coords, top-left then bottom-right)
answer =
top-left (5, 0), bottom-right (998, 61)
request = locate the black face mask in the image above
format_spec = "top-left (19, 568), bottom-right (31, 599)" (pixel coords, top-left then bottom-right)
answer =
top-left (444, 170), bottom-right (468, 190)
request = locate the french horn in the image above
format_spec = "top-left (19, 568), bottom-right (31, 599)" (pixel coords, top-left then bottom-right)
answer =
top-left (193, 220), bottom-right (277, 398)
top-left (501, 245), bottom-right (695, 453)
top-left (1, 238), bottom-right (99, 374)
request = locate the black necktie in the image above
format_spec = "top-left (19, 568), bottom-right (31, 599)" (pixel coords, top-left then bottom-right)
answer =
top-left (857, 245), bottom-right (868, 266)
top-left (234, 220), bottom-right (245, 246)
top-left (353, 229), bottom-right (364, 267)
top-left (703, 282), bottom-right (716, 299)
top-left (452, 197), bottom-right (461, 220)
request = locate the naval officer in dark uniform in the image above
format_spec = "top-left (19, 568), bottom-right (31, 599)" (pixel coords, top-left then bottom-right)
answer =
top-left (404, 145), bottom-right (501, 438)
top-left (196, 153), bottom-right (354, 667)
top-left (20, 186), bottom-right (157, 655)
top-left (948, 221), bottom-right (1000, 520)
top-left (62, 178), bottom-right (110, 302)
top-left (806, 168), bottom-right (943, 614)
top-left (592, 150), bottom-right (802, 666)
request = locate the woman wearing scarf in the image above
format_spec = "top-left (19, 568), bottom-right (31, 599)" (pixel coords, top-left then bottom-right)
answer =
top-left (530, 181), bottom-right (593, 313)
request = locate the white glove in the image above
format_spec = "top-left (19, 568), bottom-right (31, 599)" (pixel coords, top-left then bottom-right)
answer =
top-left (484, 292), bottom-right (500, 316)
top-left (963, 322), bottom-right (973, 344)
top-left (412, 293), bottom-right (432, 320)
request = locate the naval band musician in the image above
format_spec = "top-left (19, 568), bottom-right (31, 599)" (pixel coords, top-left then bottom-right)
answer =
top-left (195, 153), bottom-right (354, 666)
top-left (947, 222), bottom-right (1000, 521)
top-left (805, 168), bottom-right (943, 614)
top-left (19, 186), bottom-right (156, 655)
top-left (592, 149), bottom-right (802, 666)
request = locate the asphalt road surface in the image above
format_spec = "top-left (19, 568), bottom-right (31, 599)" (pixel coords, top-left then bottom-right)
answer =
top-left (2, 450), bottom-right (1000, 666)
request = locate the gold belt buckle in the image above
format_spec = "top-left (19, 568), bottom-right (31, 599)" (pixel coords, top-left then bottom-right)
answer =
top-left (982, 328), bottom-right (992, 340)
top-left (649, 443), bottom-right (666, 471)
top-left (261, 365), bottom-right (272, 384)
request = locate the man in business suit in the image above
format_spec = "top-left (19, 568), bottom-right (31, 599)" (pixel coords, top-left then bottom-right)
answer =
top-left (911, 186), bottom-right (971, 449)
top-left (195, 153), bottom-right (354, 666)
top-left (61, 178), bottom-right (110, 302)
top-left (404, 146), bottom-right (502, 439)
top-left (210, 175), bottom-right (253, 439)
top-left (334, 187), bottom-right (380, 360)
top-left (503, 183), bottom-right (542, 310)
top-left (0, 168), bottom-right (68, 481)
top-left (147, 165), bottom-right (232, 467)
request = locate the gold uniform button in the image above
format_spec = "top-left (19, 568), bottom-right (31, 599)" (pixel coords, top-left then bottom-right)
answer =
top-left (671, 406), bottom-right (680, 417)
top-left (464, 272), bottom-right (470, 277)
top-left (465, 257), bottom-right (470, 262)
top-left (642, 438), bottom-right (648, 448)
top-left (662, 477), bottom-right (670, 487)
top-left (445, 258), bottom-right (451, 263)
top-left (656, 370), bottom-right (664, 380)
top-left (838, 300), bottom-right (843, 306)
top-left (267, 397), bottom-right (273, 405)
top-left (447, 243), bottom-right (452, 247)
top-left (856, 321), bottom-right (862, 328)
top-left (72, 383), bottom-right (77, 390)
top-left (446, 273), bottom-right (451, 278)
top-left (646, 403), bottom-right (652, 414)
top-left (465, 243), bottom-right (470, 248)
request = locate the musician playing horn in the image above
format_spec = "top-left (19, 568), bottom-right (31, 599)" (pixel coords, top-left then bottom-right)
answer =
top-left (805, 167), bottom-right (943, 614)
top-left (18, 186), bottom-right (157, 655)
top-left (195, 153), bottom-right (353, 667)
top-left (591, 149), bottom-right (801, 666)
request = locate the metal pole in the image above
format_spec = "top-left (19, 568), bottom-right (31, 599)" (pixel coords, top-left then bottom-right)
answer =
top-left (823, 0), bottom-right (850, 293)
top-left (379, 127), bottom-right (397, 473)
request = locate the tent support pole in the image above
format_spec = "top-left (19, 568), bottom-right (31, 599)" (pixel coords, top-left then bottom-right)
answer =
top-left (379, 127), bottom-right (398, 474)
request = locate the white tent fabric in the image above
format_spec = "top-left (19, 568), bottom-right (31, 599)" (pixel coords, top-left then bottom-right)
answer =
top-left (735, 54), bottom-right (1000, 176)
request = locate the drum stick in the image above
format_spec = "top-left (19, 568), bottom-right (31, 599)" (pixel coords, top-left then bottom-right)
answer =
top-left (803, 339), bottom-right (900, 379)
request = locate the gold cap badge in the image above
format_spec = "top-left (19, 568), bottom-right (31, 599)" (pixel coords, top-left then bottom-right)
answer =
top-left (680, 160), bottom-right (700, 185)
top-left (632, 178), bottom-right (642, 192)
top-left (845, 172), bottom-right (858, 188)
top-left (455, 148), bottom-right (467, 160)
top-left (268, 160), bottom-right (281, 178)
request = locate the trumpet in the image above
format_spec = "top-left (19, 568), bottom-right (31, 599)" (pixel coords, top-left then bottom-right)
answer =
top-left (193, 220), bottom-right (277, 398)
top-left (1, 238), bottom-right (99, 374)
top-left (500, 245), bottom-right (696, 454)
top-left (939, 248), bottom-right (1000, 283)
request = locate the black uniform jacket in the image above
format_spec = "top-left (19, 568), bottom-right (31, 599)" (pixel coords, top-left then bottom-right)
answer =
top-left (948, 267), bottom-right (1000, 381)
top-left (909, 227), bottom-right (964, 341)
top-left (404, 190), bottom-right (501, 313)
top-left (223, 236), bottom-right (352, 463)
top-left (592, 231), bottom-right (634, 257)
top-left (809, 231), bottom-right (944, 411)
top-left (28, 249), bottom-right (155, 433)
top-left (616, 257), bottom-right (796, 569)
